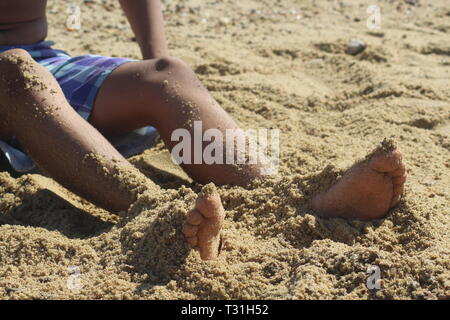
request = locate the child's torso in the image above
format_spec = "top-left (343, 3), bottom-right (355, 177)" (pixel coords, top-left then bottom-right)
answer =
top-left (0, 0), bottom-right (48, 45)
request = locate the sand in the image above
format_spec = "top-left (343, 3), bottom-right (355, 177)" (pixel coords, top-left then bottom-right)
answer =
top-left (0, 0), bottom-right (449, 299)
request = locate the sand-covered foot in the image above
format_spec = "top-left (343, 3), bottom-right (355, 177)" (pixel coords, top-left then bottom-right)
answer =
top-left (182, 183), bottom-right (225, 260)
top-left (311, 139), bottom-right (407, 220)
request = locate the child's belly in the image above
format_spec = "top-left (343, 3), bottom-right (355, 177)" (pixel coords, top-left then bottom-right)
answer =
top-left (0, 0), bottom-right (47, 45)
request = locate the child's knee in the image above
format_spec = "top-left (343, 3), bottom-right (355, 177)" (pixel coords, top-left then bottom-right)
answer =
top-left (154, 56), bottom-right (190, 73)
top-left (0, 49), bottom-right (41, 132)
top-left (137, 56), bottom-right (197, 101)
top-left (0, 49), bottom-right (42, 97)
top-left (0, 48), bottom-right (32, 59)
top-left (0, 49), bottom-right (42, 85)
top-left (146, 56), bottom-right (197, 87)
top-left (0, 48), bottom-right (34, 71)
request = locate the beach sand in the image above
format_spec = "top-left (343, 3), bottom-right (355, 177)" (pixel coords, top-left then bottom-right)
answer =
top-left (0, 0), bottom-right (449, 299)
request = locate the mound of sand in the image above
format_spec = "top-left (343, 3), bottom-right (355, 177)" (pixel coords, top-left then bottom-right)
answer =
top-left (0, 0), bottom-right (449, 299)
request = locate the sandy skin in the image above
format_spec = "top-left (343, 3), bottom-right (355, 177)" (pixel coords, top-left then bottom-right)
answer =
top-left (312, 142), bottom-right (407, 220)
top-left (183, 142), bottom-right (407, 259)
top-left (183, 185), bottom-right (225, 260)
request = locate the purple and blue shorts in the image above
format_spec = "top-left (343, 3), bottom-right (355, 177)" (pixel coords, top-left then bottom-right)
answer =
top-left (0, 41), bottom-right (158, 172)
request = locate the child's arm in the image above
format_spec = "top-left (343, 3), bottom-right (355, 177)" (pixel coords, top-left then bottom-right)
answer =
top-left (119, 0), bottom-right (168, 59)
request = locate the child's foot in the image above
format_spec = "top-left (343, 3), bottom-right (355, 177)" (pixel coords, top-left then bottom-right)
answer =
top-left (183, 184), bottom-right (225, 260)
top-left (311, 142), bottom-right (407, 220)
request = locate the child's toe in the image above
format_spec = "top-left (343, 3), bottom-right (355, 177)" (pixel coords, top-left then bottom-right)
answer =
top-left (187, 209), bottom-right (204, 225)
top-left (182, 224), bottom-right (198, 237)
top-left (186, 236), bottom-right (198, 247)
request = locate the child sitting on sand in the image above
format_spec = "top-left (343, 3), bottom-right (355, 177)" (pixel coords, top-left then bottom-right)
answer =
top-left (0, 0), bottom-right (406, 260)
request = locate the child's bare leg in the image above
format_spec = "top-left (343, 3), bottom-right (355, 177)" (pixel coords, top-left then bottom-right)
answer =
top-left (88, 57), bottom-right (407, 221)
top-left (0, 49), bottom-right (224, 259)
top-left (89, 57), bottom-right (261, 187)
top-left (0, 49), bottom-right (147, 212)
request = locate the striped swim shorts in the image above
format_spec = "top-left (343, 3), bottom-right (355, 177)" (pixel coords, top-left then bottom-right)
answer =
top-left (0, 40), bottom-right (158, 172)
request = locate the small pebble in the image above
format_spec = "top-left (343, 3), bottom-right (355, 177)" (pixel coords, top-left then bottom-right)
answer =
top-left (405, 0), bottom-right (420, 6)
top-left (346, 39), bottom-right (367, 55)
